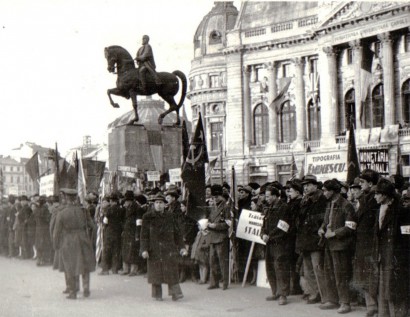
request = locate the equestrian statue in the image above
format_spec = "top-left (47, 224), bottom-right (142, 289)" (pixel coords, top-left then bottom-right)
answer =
top-left (104, 35), bottom-right (187, 125)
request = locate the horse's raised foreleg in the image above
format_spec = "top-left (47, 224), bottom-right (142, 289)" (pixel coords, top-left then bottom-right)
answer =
top-left (129, 89), bottom-right (139, 122)
top-left (107, 88), bottom-right (122, 108)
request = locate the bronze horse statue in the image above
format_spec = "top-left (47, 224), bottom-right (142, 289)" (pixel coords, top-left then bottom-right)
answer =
top-left (104, 45), bottom-right (187, 125)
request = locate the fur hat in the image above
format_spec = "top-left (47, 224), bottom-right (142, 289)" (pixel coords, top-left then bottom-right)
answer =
top-left (323, 179), bottom-right (341, 192)
top-left (375, 178), bottom-right (395, 198)
top-left (211, 184), bottom-right (223, 196)
top-left (359, 169), bottom-right (380, 185)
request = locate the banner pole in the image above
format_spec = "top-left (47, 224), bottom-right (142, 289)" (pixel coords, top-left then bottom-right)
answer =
top-left (242, 241), bottom-right (255, 287)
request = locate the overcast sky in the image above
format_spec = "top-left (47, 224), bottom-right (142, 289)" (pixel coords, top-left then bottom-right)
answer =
top-left (0, 0), bottom-right (241, 155)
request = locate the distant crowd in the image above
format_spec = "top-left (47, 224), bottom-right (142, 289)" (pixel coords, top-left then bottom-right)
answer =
top-left (0, 169), bottom-right (409, 316)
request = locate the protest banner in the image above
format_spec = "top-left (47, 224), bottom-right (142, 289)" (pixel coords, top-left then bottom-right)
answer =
top-left (169, 168), bottom-right (181, 183)
top-left (236, 209), bottom-right (265, 245)
top-left (359, 148), bottom-right (389, 176)
top-left (146, 171), bottom-right (160, 182)
top-left (306, 151), bottom-right (348, 182)
top-left (39, 173), bottom-right (55, 196)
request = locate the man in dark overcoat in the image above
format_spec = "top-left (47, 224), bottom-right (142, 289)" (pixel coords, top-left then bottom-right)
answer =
top-left (207, 184), bottom-right (231, 291)
top-left (296, 174), bottom-right (328, 304)
top-left (140, 193), bottom-right (187, 301)
top-left (319, 179), bottom-right (356, 313)
top-left (121, 190), bottom-right (143, 276)
top-left (99, 193), bottom-right (124, 275)
top-left (34, 196), bottom-right (52, 265)
top-left (372, 178), bottom-right (410, 317)
top-left (261, 186), bottom-right (293, 305)
top-left (352, 169), bottom-right (380, 317)
top-left (53, 188), bottom-right (96, 299)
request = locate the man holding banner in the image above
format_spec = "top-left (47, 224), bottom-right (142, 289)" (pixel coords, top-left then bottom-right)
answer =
top-left (261, 186), bottom-right (293, 305)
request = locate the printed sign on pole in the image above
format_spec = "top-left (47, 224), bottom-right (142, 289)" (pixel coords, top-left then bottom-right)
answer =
top-left (236, 209), bottom-right (265, 245)
top-left (146, 171), bottom-right (160, 182)
top-left (169, 168), bottom-right (181, 183)
top-left (39, 173), bottom-right (55, 196)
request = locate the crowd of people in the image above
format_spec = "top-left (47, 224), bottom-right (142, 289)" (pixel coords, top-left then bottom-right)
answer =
top-left (0, 169), bottom-right (409, 317)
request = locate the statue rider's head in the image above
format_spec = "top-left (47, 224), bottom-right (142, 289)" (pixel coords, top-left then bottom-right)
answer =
top-left (142, 35), bottom-right (150, 45)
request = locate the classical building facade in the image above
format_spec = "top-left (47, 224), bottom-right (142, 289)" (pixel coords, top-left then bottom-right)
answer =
top-left (188, 1), bottom-right (410, 185)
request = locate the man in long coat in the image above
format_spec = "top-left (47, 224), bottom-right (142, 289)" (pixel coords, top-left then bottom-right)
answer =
top-left (53, 188), bottom-right (96, 299)
top-left (372, 178), bottom-right (410, 317)
top-left (140, 193), bottom-right (187, 301)
top-left (353, 169), bottom-right (380, 317)
top-left (34, 196), bottom-right (52, 265)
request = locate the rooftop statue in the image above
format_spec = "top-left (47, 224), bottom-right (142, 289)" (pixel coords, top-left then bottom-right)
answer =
top-left (104, 36), bottom-right (187, 125)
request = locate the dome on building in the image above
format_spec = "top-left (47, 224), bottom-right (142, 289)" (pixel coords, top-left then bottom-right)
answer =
top-left (107, 97), bottom-right (182, 130)
top-left (193, 2), bottom-right (238, 58)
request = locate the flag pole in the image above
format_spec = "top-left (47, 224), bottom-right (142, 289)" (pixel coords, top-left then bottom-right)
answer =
top-left (219, 133), bottom-right (224, 184)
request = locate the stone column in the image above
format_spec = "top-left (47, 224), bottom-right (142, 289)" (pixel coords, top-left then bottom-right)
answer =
top-left (378, 32), bottom-right (395, 126)
top-left (293, 57), bottom-right (306, 150)
top-left (243, 65), bottom-right (252, 154)
top-left (350, 40), bottom-right (362, 129)
top-left (267, 62), bottom-right (278, 150)
top-left (320, 46), bottom-right (338, 147)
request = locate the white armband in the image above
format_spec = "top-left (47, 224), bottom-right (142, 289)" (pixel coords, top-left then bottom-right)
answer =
top-left (277, 220), bottom-right (289, 232)
top-left (345, 221), bottom-right (357, 230)
top-left (225, 220), bottom-right (232, 227)
top-left (136, 219), bottom-right (142, 226)
top-left (400, 225), bottom-right (410, 235)
top-left (103, 217), bottom-right (108, 224)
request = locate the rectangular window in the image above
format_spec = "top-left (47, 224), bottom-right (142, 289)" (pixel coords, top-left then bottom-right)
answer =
top-left (347, 48), bottom-right (353, 65)
top-left (405, 34), bottom-right (410, 53)
top-left (210, 122), bottom-right (223, 151)
top-left (10, 166), bottom-right (13, 172)
top-left (282, 64), bottom-right (291, 78)
top-left (209, 75), bottom-right (219, 88)
top-left (374, 41), bottom-right (381, 58)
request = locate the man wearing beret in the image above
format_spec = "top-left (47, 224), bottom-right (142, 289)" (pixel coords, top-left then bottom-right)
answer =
top-left (318, 179), bottom-right (356, 313)
top-left (53, 188), bottom-right (96, 299)
top-left (296, 174), bottom-right (328, 304)
top-left (140, 193), bottom-right (187, 301)
top-left (207, 184), bottom-right (231, 290)
top-left (261, 186), bottom-right (293, 305)
top-left (372, 178), bottom-right (410, 317)
top-left (353, 169), bottom-right (380, 317)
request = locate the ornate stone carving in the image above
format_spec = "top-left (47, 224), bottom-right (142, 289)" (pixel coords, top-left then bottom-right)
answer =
top-left (322, 46), bottom-right (338, 57)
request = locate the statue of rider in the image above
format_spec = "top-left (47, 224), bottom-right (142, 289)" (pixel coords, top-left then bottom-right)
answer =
top-left (135, 35), bottom-right (162, 91)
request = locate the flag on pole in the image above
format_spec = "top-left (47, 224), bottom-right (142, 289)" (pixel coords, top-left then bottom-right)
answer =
top-left (181, 112), bottom-right (209, 221)
top-left (53, 143), bottom-right (60, 196)
top-left (77, 151), bottom-right (87, 205)
top-left (205, 157), bottom-right (218, 185)
top-left (270, 78), bottom-right (292, 112)
top-left (397, 140), bottom-right (403, 177)
top-left (181, 120), bottom-right (190, 164)
top-left (359, 44), bottom-right (374, 125)
top-left (346, 121), bottom-right (361, 185)
top-left (25, 152), bottom-right (40, 182)
top-left (290, 153), bottom-right (298, 180)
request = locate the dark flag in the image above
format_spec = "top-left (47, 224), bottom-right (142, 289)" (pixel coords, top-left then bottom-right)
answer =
top-left (182, 120), bottom-right (190, 163)
top-left (397, 141), bottom-right (403, 177)
top-left (181, 112), bottom-right (209, 221)
top-left (25, 152), bottom-right (40, 182)
top-left (270, 78), bottom-right (292, 112)
top-left (82, 159), bottom-right (106, 193)
top-left (360, 44), bottom-right (374, 125)
top-left (346, 122), bottom-right (360, 185)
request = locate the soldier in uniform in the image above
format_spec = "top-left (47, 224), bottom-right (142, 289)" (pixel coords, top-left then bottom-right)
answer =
top-left (135, 35), bottom-right (161, 91)
top-left (207, 184), bottom-right (231, 291)
top-left (53, 188), bottom-right (96, 299)
top-left (140, 193), bottom-right (187, 301)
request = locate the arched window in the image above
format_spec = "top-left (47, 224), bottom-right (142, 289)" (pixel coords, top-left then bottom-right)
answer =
top-left (253, 104), bottom-right (269, 146)
top-left (372, 84), bottom-right (384, 128)
top-left (307, 98), bottom-right (321, 140)
top-left (345, 89), bottom-right (355, 129)
top-left (402, 79), bottom-right (410, 125)
top-left (279, 101), bottom-right (296, 143)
